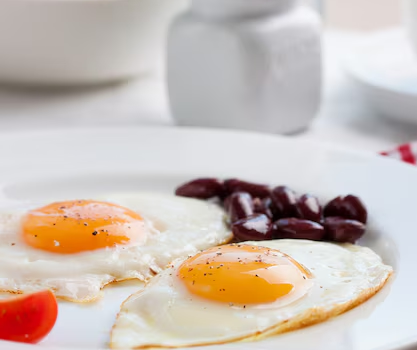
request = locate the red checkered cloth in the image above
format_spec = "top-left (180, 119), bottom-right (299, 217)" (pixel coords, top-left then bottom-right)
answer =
top-left (380, 143), bottom-right (417, 165)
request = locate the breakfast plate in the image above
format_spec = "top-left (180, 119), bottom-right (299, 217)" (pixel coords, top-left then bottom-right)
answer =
top-left (0, 127), bottom-right (415, 350)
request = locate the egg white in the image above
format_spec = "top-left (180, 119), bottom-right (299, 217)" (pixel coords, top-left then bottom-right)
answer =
top-left (0, 193), bottom-right (232, 302)
top-left (110, 239), bottom-right (393, 349)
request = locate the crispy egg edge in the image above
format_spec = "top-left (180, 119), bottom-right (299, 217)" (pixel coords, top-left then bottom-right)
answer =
top-left (0, 235), bottom-right (234, 303)
top-left (109, 267), bottom-right (393, 349)
top-left (0, 276), bottom-right (145, 303)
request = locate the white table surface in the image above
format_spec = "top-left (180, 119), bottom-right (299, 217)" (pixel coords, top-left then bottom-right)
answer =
top-left (1, 30), bottom-right (417, 153)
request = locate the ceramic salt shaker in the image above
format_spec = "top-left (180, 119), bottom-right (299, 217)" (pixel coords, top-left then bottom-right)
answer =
top-left (167, 0), bottom-right (322, 134)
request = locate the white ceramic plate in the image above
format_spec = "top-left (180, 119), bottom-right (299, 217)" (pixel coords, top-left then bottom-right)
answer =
top-left (344, 29), bottom-right (417, 125)
top-left (0, 127), bottom-right (415, 350)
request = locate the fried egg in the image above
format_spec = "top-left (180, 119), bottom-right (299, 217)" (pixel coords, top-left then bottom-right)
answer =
top-left (0, 193), bottom-right (232, 302)
top-left (111, 240), bottom-right (392, 349)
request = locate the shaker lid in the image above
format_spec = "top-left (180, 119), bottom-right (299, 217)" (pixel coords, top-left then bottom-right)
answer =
top-left (191, 0), bottom-right (297, 19)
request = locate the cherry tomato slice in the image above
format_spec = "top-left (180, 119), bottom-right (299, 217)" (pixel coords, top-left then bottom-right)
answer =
top-left (0, 290), bottom-right (58, 343)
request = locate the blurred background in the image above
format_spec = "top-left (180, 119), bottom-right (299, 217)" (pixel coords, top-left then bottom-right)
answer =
top-left (324, 0), bottom-right (400, 30)
top-left (0, 0), bottom-right (414, 153)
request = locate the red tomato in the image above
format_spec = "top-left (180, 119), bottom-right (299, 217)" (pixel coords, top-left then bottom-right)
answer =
top-left (0, 290), bottom-right (58, 343)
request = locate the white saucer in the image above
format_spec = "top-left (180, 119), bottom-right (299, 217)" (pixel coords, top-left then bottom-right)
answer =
top-left (344, 29), bottom-right (417, 125)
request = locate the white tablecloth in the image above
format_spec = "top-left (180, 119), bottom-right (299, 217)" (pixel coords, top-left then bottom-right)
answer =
top-left (0, 30), bottom-right (416, 152)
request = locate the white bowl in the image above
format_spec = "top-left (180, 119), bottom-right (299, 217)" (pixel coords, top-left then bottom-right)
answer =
top-left (0, 0), bottom-right (187, 86)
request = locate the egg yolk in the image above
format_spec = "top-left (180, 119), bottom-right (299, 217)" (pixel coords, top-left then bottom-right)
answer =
top-left (21, 200), bottom-right (144, 254)
top-left (178, 244), bottom-right (312, 305)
